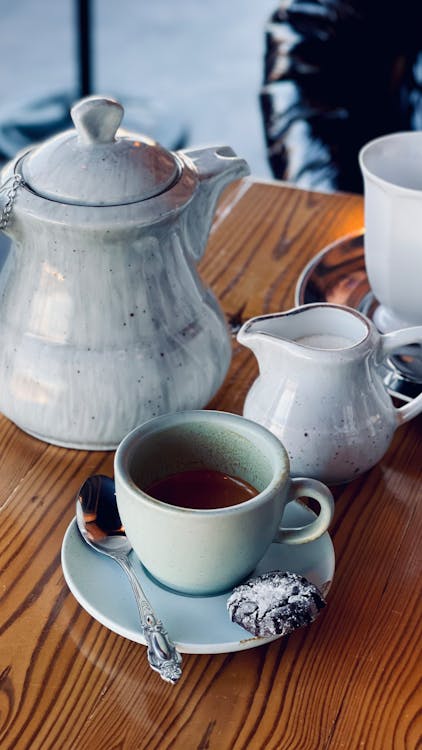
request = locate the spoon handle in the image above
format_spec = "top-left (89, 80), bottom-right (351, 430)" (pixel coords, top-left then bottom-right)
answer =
top-left (116, 554), bottom-right (182, 684)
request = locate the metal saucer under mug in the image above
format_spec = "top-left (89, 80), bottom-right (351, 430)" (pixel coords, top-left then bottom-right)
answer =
top-left (295, 231), bottom-right (422, 403)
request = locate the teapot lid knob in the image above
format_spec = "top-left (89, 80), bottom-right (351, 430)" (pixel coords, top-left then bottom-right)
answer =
top-left (19, 94), bottom-right (181, 205)
top-left (71, 96), bottom-right (124, 144)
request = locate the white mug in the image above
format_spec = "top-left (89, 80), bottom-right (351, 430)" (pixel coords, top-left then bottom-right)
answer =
top-left (114, 410), bottom-right (334, 595)
top-left (359, 132), bottom-right (422, 331)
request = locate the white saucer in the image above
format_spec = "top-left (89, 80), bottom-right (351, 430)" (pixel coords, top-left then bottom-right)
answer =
top-left (61, 501), bottom-right (335, 654)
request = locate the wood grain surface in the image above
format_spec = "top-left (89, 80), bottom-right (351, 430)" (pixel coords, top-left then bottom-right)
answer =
top-left (0, 180), bottom-right (420, 750)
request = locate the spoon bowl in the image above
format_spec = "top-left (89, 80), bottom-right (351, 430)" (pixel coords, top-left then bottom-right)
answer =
top-left (76, 474), bottom-right (182, 684)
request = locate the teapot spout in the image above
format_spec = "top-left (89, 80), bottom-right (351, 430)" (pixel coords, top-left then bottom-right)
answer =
top-left (181, 146), bottom-right (250, 261)
top-left (184, 145), bottom-right (250, 184)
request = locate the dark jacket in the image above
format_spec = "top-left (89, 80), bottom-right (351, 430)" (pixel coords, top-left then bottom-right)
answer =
top-left (260, 0), bottom-right (422, 192)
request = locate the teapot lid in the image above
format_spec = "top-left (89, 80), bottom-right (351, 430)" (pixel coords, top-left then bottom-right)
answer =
top-left (19, 96), bottom-right (181, 206)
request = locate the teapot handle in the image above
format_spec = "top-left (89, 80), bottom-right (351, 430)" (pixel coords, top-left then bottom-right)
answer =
top-left (380, 327), bottom-right (422, 423)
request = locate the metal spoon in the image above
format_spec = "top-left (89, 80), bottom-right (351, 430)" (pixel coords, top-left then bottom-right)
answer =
top-left (76, 474), bottom-right (182, 684)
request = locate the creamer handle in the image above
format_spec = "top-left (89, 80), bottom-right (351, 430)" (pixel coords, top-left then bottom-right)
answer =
top-left (380, 327), bottom-right (422, 423)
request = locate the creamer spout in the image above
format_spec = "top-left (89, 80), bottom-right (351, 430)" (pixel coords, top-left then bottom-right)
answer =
top-left (237, 313), bottom-right (291, 349)
top-left (237, 313), bottom-right (292, 374)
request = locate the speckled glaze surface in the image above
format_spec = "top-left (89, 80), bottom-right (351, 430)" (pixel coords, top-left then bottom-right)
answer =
top-left (0, 97), bottom-right (249, 448)
top-left (238, 304), bottom-right (422, 484)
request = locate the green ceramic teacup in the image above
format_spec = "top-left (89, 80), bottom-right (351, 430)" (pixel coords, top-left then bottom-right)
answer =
top-left (114, 410), bottom-right (334, 595)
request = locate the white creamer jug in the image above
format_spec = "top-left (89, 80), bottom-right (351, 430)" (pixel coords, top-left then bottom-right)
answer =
top-left (238, 303), bottom-right (422, 484)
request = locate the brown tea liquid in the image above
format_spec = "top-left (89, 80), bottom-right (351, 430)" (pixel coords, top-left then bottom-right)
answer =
top-left (146, 469), bottom-right (258, 510)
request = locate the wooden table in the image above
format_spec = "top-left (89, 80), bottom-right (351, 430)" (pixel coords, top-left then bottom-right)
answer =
top-left (1, 180), bottom-right (421, 749)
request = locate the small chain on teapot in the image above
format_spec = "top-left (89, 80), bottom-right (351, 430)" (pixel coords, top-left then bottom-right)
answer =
top-left (0, 174), bottom-right (24, 230)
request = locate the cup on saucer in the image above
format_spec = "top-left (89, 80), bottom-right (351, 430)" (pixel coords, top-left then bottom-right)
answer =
top-left (114, 410), bottom-right (334, 596)
top-left (359, 132), bottom-right (422, 331)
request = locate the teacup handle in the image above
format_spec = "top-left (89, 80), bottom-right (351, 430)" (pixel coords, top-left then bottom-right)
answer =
top-left (273, 478), bottom-right (334, 545)
top-left (380, 327), bottom-right (422, 424)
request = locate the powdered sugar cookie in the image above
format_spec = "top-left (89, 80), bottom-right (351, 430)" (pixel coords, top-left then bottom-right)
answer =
top-left (227, 571), bottom-right (326, 637)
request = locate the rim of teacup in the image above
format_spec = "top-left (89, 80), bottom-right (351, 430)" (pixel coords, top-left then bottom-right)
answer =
top-left (114, 410), bottom-right (290, 515)
top-left (359, 131), bottom-right (422, 196)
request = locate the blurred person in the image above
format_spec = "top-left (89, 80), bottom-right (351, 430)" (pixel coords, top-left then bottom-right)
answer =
top-left (260, 0), bottom-right (422, 193)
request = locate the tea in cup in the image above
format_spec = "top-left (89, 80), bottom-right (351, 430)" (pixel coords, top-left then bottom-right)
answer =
top-left (114, 410), bottom-right (334, 595)
top-left (359, 132), bottom-right (422, 331)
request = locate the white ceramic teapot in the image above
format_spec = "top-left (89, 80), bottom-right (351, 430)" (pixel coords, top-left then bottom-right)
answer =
top-left (0, 96), bottom-right (249, 448)
top-left (238, 303), bottom-right (422, 484)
